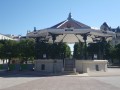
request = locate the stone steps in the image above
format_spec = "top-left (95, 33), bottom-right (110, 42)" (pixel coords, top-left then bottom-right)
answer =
top-left (64, 59), bottom-right (75, 71)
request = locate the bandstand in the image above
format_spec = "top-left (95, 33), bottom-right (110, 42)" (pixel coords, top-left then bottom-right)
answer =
top-left (27, 13), bottom-right (115, 73)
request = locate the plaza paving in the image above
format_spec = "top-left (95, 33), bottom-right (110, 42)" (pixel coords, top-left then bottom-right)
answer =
top-left (0, 68), bottom-right (120, 90)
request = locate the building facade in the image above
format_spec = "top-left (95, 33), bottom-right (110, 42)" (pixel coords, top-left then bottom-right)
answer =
top-left (100, 22), bottom-right (120, 46)
top-left (0, 33), bottom-right (14, 40)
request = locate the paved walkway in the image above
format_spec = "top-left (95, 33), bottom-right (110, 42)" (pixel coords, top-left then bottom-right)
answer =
top-left (0, 68), bottom-right (120, 90)
top-left (88, 68), bottom-right (120, 76)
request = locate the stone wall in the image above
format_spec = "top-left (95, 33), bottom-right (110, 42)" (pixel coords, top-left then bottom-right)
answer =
top-left (34, 59), bottom-right (63, 73)
top-left (75, 60), bottom-right (108, 73)
top-left (35, 59), bottom-right (108, 73)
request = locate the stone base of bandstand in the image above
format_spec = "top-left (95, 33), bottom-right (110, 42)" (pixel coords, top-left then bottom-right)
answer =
top-left (34, 59), bottom-right (63, 73)
top-left (75, 60), bottom-right (108, 73)
top-left (34, 59), bottom-right (108, 73)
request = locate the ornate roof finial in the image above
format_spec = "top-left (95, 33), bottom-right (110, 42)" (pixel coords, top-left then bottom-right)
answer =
top-left (67, 12), bottom-right (72, 20)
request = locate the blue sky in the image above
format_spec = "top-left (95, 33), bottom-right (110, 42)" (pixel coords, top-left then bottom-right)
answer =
top-left (0, 0), bottom-right (120, 35)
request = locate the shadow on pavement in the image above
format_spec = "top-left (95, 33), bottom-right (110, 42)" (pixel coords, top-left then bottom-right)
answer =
top-left (108, 65), bottom-right (120, 68)
top-left (0, 70), bottom-right (77, 78)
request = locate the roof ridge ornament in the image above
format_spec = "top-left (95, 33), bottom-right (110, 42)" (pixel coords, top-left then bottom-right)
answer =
top-left (67, 12), bottom-right (72, 20)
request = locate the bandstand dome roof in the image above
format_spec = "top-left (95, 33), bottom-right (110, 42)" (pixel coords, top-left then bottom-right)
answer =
top-left (49, 13), bottom-right (91, 29)
top-left (27, 13), bottom-right (115, 43)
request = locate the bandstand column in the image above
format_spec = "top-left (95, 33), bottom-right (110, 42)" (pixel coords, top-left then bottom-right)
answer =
top-left (83, 34), bottom-right (87, 59)
top-left (81, 33), bottom-right (89, 59)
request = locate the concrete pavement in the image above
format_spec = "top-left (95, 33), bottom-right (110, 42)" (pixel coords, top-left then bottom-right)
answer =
top-left (0, 76), bottom-right (120, 90)
top-left (0, 68), bottom-right (120, 90)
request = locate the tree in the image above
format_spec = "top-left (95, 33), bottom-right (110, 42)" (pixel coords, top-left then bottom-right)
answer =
top-left (0, 40), bottom-right (18, 70)
top-left (46, 42), bottom-right (71, 59)
top-left (0, 41), bottom-right (5, 63)
top-left (0, 39), bottom-right (35, 70)
top-left (65, 44), bottom-right (71, 58)
top-left (58, 43), bottom-right (71, 58)
top-left (73, 42), bottom-right (83, 59)
top-left (0, 40), bottom-right (6, 63)
top-left (18, 39), bottom-right (35, 64)
top-left (104, 42), bottom-right (111, 60)
top-left (109, 45), bottom-right (117, 64)
top-left (114, 44), bottom-right (120, 65)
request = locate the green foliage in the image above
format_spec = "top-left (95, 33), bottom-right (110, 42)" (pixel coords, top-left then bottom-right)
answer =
top-left (87, 43), bottom-right (99, 54)
top-left (105, 42), bottom-right (111, 59)
top-left (87, 41), bottom-right (111, 59)
top-left (58, 43), bottom-right (71, 58)
top-left (108, 44), bottom-right (120, 64)
top-left (0, 43), bottom-right (4, 59)
top-left (0, 40), bottom-right (19, 67)
top-left (109, 46), bottom-right (117, 59)
top-left (65, 45), bottom-right (71, 58)
top-left (0, 39), bottom-right (71, 62)
top-left (9, 64), bottom-right (15, 70)
top-left (73, 42), bottom-right (83, 59)
top-left (0, 64), bottom-right (3, 70)
top-left (48, 43), bottom-right (59, 59)
top-left (18, 39), bottom-right (35, 63)
top-left (35, 42), bottom-right (71, 59)
top-left (114, 44), bottom-right (120, 60)
top-left (46, 42), bottom-right (71, 59)
top-left (21, 64), bottom-right (27, 70)
top-left (0, 39), bottom-right (35, 64)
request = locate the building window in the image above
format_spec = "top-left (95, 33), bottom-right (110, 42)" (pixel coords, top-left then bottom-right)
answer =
top-left (95, 65), bottom-right (99, 71)
top-left (41, 64), bottom-right (45, 70)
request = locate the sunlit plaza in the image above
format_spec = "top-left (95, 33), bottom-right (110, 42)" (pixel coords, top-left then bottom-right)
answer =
top-left (1, 0), bottom-right (120, 90)
top-left (0, 68), bottom-right (120, 90)
top-left (0, 13), bottom-right (120, 90)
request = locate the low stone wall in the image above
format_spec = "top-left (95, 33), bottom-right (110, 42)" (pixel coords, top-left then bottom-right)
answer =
top-left (35, 59), bottom-right (108, 73)
top-left (34, 59), bottom-right (63, 73)
top-left (75, 60), bottom-right (108, 73)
